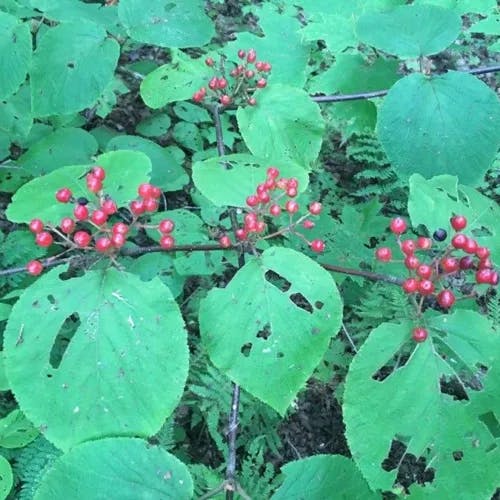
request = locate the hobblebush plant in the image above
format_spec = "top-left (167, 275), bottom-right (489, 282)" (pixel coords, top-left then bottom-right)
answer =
top-left (0, 1), bottom-right (500, 499)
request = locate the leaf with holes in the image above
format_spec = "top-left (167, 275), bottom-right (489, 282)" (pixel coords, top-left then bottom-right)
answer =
top-left (3, 266), bottom-right (188, 450)
top-left (272, 455), bottom-right (377, 500)
top-left (0, 455), bottom-right (13, 500)
top-left (199, 247), bottom-right (343, 415)
top-left (6, 150), bottom-right (151, 224)
top-left (34, 437), bottom-right (193, 499)
top-left (343, 310), bottom-right (499, 492)
top-left (0, 409), bottom-right (39, 449)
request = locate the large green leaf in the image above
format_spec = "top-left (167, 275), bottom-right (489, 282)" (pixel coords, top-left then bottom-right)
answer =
top-left (106, 135), bottom-right (188, 191)
top-left (408, 174), bottom-right (500, 263)
top-left (272, 455), bottom-right (377, 500)
top-left (17, 128), bottom-right (98, 176)
top-left (34, 438), bottom-right (193, 499)
top-left (237, 85), bottom-right (324, 168)
top-left (6, 150), bottom-right (151, 224)
top-left (140, 50), bottom-right (212, 109)
top-left (0, 83), bottom-right (32, 145)
top-left (377, 72), bottom-right (500, 184)
top-left (414, 0), bottom-right (496, 15)
top-left (199, 247), bottom-right (343, 415)
top-left (31, 21), bottom-right (119, 116)
top-left (356, 4), bottom-right (462, 58)
top-left (3, 266), bottom-right (188, 450)
top-left (0, 409), bottom-right (38, 448)
top-left (192, 154), bottom-right (309, 207)
top-left (344, 311), bottom-right (499, 492)
top-left (0, 12), bottom-right (31, 100)
top-left (118, 0), bottom-right (214, 48)
top-left (0, 455), bottom-right (13, 500)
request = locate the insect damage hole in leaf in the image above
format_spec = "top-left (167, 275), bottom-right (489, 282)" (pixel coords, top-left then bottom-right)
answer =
top-left (256, 323), bottom-right (271, 340)
top-left (49, 313), bottom-right (81, 369)
top-left (241, 343), bottom-right (252, 358)
top-left (479, 412), bottom-right (500, 439)
top-left (371, 352), bottom-right (410, 382)
top-left (264, 270), bottom-right (291, 292)
top-left (289, 292), bottom-right (313, 313)
top-left (439, 375), bottom-right (469, 401)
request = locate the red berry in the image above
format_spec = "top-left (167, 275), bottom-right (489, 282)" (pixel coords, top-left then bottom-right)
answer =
top-left (56, 187), bottom-right (72, 203)
top-left (478, 258), bottom-right (493, 270)
top-left (112, 222), bottom-right (129, 235)
top-left (245, 69), bottom-right (254, 79)
top-left (29, 218), bottom-right (44, 234)
top-left (151, 186), bottom-right (162, 199)
top-left (73, 231), bottom-right (91, 247)
top-left (101, 199), bottom-right (117, 215)
top-left (441, 257), bottom-right (459, 273)
top-left (130, 200), bottom-right (145, 216)
top-left (159, 219), bottom-right (175, 233)
top-left (262, 62), bottom-right (272, 72)
top-left (111, 233), bottom-right (126, 248)
top-left (205, 57), bottom-right (214, 66)
top-left (217, 77), bottom-right (227, 89)
top-left (193, 91), bottom-right (204, 103)
top-left (220, 95), bottom-right (231, 106)
top-left (402, 278), bottom-right (419, 294)
top-left (490, 271), bottom-right (499, 286)
top-left (86, 174), bottom-right (102, 193)
top-left (286, 187), bottom-right (297, 197)
top-left (235, 228), bottom-right (247, 241)
top-left (416, 237), bottom-right (432, 250)
top-left (208, 77), bottom-right (218, 90)
top-left (476, 269), bottom-right (493, 284)
top-left (418, 279), bottom-right (435, 295)
top-left (74, 204), bottom-right (89, 221)
top-left (247, 49), bottom-right (256, 63)
top-left (285, 200), bottom-right (299, 213)
top-left (35, 231), bottom-right (53, 247)
top-left (256, 183), bottom-right (267, 194)
top-left (401, 239), bottom-right (416, 255)
top-left (91, 209), bottom-right (107, 226)
top-left (244, 213), bottom-right (258, 231)
top-left (404, 255), bottom-right (420, 270)
top-left (255, 61), bottom-right (264, 71)
top-left (255, 220), bottom-right (266, 233)
top-left (138, 183), bottom-right (153, 198)
top-left (463, 238), bottom-right (478, 254)
top-left (390, 217), bottom-right (407, 235)
top-left (159, 235), bottom-right (175, 249)
top-left (308, 202), bottom-right (322, 215)
top-left (264, 178), bottom-right (276, 190)
top-left (451, 233), bottom-right (467, 249)
top-left (267, 167), bottom-right (280, 178)
top-left (237, 49), bottom-right (246, 59)
top-left (246, 195), bottom-right (259, 207)
top-left (26, 260), bottom-right (43, 276)
top-left (450, 215), bottom-right (467, 231)
top-left (143, 197), bottom-right (159, 212)
top-left (257, 190), bottom-right (271, 203)
top-left (95, 237), bottom-right (112, 252)
top-left (310, 239), bottom-right (325, 253)
top-left (91, 166), bottom-right (106, 181)
top-left (302, 220), bottom-right (315, 229)
top-left (375, 247), bottom-right (392, 262)
top-left (219, 235), bottom-right (231, 248)
top-left (247, 97), bottom-right (257, 106)
top-left (256, 78), bottom-right (267, 88)
top-left (60, 217), bottom-right (75, 234)
top-left (437, 290), bottom-right (455, 309)
top-left (269, 204), bottom-right (281, 217)
top-left (417, 264), bottom-right (432, 279)
top-left (412, 327), bottom-right (428, 343)
top-left (475, 247), bottom-right (490, 260)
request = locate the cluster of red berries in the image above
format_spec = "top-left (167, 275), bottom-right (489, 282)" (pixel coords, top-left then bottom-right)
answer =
top-left (192, 48), bottom-right (272, 107)
top-left (375, 215), bottom-right (497, 343)
top-left (25, 166), bottom-right (177, 276)
top-left (218, 167), bottom-right (325, 253)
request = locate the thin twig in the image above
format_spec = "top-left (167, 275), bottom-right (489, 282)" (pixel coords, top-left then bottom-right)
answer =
top-left (311, 64), bottom-right (500, 104)
top-left (321, 263), bottom-right (403, 286)
top-left (341, 322), bottom-right (358, 354)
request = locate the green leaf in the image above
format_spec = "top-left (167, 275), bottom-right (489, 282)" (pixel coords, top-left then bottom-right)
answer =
top-left (34, 438), bottom-right (193, 499)
top-left (356, 5), bottom-right (462, 58)
top-left (192, 154), bottom-right (309, 207)
top-left (0, 455), bottom-right (13, 500)
top-left (0, 409), bottom-right (39, 448)
top-left (6, 150), bottom-right (151, 224)
top-left (172, 122), bottom-right (203, 152)
top-left (118, 0), bottom-right (214, 48)
top-left (413, 0), bottom-right (496, 14)
top-left (31, 21), bottom-right (119, 117)
top-left (3, 266), bottom-right (189, 451)
top-left (106, 135), bottom-right (188, 191)
top-left (0, 84), bottom-right (32, 144)
top-left (0, 12), bottom-right (31, 100)
top-left (377, 72), bottom-right (500, 184)
top-left (408, 174), bottom-right (500, 263)
top-left (237, 85), bottom-right (325, 167)
top-left (17, 128), bottom-right (98, 176)
top-left (223, 3), bottom-right (310, 87)
top-left (200, 247), bottom-right (343, 415)
top-left (469, 14), bottom-right (499, 35)
top-left (0, 352), bottom-right (9, 391)
top-left (140, 50), bottom-right (211, 108)
top-left (272, 455), bottom-right (377, 500)
top-left (172, 101), bottom-right (211, 124)
top-left (136, 112), bottom-right (172, 137)
top-left (344, 311), bottom-right (499, 491)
